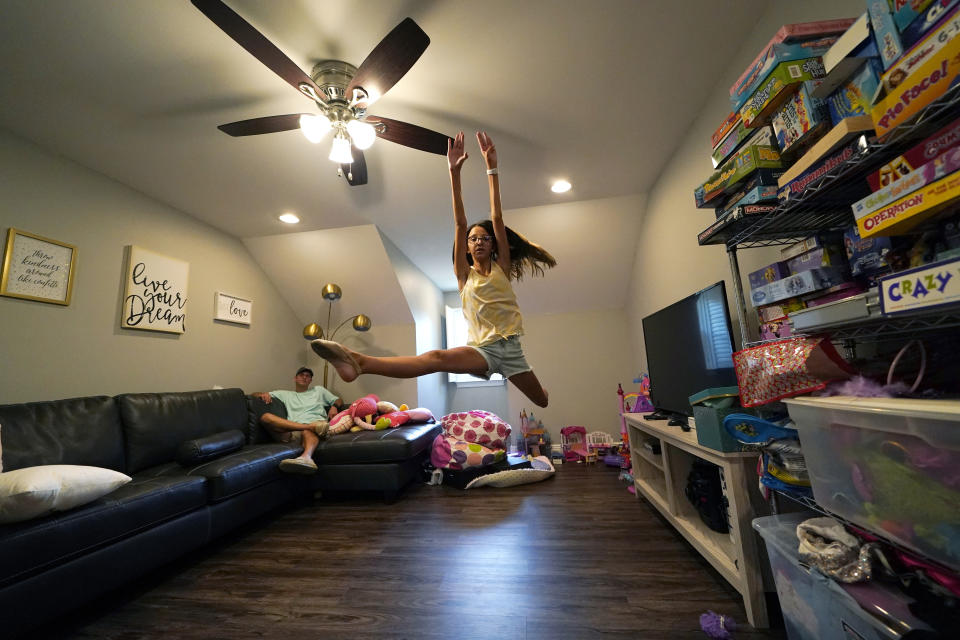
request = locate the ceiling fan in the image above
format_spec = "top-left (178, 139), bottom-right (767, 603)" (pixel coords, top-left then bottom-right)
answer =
top-left (190, 0), bottom-right (450, 186)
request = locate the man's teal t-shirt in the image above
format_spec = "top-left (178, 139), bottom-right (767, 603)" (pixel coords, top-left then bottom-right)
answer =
top-left (270, 387), bottom-right (338, 423)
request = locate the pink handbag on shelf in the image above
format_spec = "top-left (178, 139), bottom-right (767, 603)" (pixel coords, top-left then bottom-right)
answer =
top-left (733, 336), bottom-right (855, 407)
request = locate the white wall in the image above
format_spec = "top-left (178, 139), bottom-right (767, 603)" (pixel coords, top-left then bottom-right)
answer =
top-left (444, 283), bottom-right (634, 443)
top-left (379, 231), bottom-right (447, 415)
top-left (627, 0), bottom-right (865, 372)
top-left (0, 129), bottom-right (306, 403)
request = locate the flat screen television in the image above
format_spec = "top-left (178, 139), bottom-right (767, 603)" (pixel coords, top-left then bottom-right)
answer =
top-left (641, 281), bottom-right (738, 422)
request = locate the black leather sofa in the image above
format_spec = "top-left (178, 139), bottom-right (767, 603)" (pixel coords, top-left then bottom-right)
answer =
top-left (0, 388), bottom-right (440, 637)
top-left (246, 394), bottom-right (440, 502)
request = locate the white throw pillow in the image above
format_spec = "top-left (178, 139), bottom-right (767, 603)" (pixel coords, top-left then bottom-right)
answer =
top-left (0, 465), bottom-right (131, 524)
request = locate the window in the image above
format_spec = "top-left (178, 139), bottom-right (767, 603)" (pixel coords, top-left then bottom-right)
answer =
top-left (444, 305), bottom-right (503, 385)
top-left (697, 295), bottom-right (734, 371)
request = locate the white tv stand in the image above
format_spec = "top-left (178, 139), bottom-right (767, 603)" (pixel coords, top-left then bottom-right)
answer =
top-left (624, 413), bottom-right (769, 628)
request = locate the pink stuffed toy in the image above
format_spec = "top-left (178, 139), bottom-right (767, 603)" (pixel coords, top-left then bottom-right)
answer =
top-left (328, 394), bottom-right (380, 435)
top-left (327, 398), bottom-right (436, 436)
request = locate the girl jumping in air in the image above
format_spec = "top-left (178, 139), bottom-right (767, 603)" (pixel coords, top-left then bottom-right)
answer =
top-left (311, 131), bottom-right (556, 407)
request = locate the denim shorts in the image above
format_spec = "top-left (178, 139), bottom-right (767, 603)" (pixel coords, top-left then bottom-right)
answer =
top-left (469, 335), bottom-right (531, 380)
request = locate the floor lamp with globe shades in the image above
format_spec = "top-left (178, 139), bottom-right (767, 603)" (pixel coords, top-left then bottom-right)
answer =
top-left (302, 283), bottom-right (371, 387)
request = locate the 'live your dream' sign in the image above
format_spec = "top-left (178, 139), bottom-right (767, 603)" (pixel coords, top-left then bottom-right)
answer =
top-left (121, 246), bottom-right (188, 334)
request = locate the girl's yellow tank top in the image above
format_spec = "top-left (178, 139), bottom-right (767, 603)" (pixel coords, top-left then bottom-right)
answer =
top-left (459, 262), bottom-right (524, 346)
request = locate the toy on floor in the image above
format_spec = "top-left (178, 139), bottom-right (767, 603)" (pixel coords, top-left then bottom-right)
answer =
top-left (561, 426), bottom-right (591, 463)
top-left (587, 430), bottom-right (615, 457)
top-left (700, 610), bottom-right (736, 639)
top-left (520, 410), bottom-right (551, 457)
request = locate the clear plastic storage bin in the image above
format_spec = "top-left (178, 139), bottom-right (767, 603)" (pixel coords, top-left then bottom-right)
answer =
top-left (753, 513), bottom-right (932, 640)
top-left (784, 396), bottom-right (960, 571)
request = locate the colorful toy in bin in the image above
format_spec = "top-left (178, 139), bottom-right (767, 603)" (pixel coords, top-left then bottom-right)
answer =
top-left (723, 413), bottom-right (812, 498)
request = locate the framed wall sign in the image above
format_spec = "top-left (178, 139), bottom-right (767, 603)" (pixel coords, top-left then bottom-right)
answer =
top-left (0, 228), bottom-right (77, 305)
top-left (121, 245), bottom-right (189, 334)
top-left (214, 291), bottom-right (252, 325)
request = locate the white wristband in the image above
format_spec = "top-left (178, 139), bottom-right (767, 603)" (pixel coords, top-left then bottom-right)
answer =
top-left (486, 168), bottom-right (498, 175)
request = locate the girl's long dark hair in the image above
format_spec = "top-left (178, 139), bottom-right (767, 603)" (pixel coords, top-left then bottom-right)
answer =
top-left (459, 220), bottom-right (557, 281)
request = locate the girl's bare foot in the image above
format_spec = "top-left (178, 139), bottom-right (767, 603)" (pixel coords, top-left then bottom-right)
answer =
top-left (310, 339), bottom-right (361, 382)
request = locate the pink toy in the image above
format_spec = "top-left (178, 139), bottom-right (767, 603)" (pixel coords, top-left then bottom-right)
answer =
top-left (374, 410), bottom-right (410, 429)
top-left (327, 397), bottom-right (435, 435)
top-left (328, 394), bottom-right (380, 434)
top-left (561, 426), bottom-right (589, 462)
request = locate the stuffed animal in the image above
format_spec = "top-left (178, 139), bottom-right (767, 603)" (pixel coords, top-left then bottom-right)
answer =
top-left (328, 394), bottom-right (380, 435)
top-left (327, 397), bottom-right (436, 435)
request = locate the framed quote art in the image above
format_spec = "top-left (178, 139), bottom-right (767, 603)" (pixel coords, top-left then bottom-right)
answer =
top-left (0, 228), bottom-right (77, 305)
top-left (214, 291), bottom-right (252, 325)
top-left (121, 245), bottom-right (189, 334)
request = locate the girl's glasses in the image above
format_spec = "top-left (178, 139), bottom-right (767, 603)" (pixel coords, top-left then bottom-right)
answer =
top-left (468, 235), bottom-right (493, 244)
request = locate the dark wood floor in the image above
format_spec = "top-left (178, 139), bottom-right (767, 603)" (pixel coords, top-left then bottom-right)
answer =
top-left (36, 463), bottom-right (787, 639)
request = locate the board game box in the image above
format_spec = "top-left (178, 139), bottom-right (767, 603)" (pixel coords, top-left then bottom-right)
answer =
top-left (771, 81), bottom-right (830, 154)
top-left (900, 0), bottom-right (960, 50)
top-left (854, 146), bottom-right (960, 219)
top-left (894, 0), bottom-right (938, 30)
top-left (880, 4), bottom-right (960, 95)
top-left (857, 169), bottom-right (960, 236)
top-left (871, 31), bottom-right (960, 137)
top-left (750, 267), bottom-right (850, 306)
top-left (697, 204), bottom-right (777, 246)
top-left (868, 0), bottom-right (905, 69)
top-left (711, 112), bottom-right (741, 150)
top-left (866, 117), bottom-right (960, 190)
top-left (826, 58), bottom-right (883, 124)
top-left (695, 145), bottom-right (783, 208)
top-left (712, 123), bottom-right (774, 168)
top-left (778, 135), bottom-right (869, 204)
top-left (739, 58), bottom-right (827, 128)
top-left (731, 38), bottom-right (839, 112)
top-left (729, 19), bottom-right (856, 103)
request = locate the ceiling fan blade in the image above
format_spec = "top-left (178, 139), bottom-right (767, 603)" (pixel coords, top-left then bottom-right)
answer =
top-left (366, 116), bottom-right (449, 155)
top-left (191, 0), bottom-right (328, 103)
top-left (217, 114), bottom-right (307, 136)
top-left (347, 18), bottom-right (429, 109)
top-left (340, 148), bottom-right (368, 186)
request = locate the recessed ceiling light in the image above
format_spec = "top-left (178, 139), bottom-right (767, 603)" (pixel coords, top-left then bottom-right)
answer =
top-left (551, 180), bottom-right (572, 193)
top-left (278, 213), bottom-right (300, 224)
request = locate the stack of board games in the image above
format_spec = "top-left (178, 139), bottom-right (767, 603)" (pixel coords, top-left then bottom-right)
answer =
top-left (852, 117), bottom-right (960, 237)
top-left (870, 4), bottom-right (960, 136)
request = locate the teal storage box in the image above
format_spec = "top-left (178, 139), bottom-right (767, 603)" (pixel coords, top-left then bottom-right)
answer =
top-left (693, 405), bottom-right (757, 452)
top-left (689, 386), bottom-right (749, 452)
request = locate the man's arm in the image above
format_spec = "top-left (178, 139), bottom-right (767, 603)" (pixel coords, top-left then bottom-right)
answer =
top-left (327, 396), bottom-right (344, 420)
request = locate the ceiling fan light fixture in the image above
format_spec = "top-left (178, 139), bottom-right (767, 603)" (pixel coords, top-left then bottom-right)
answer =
top-left (346, 119), bottom-right (377, 150)
top-left (329, 132), bottom-right (354, 164)
top-left (300, 114), bottom-right (331, 143)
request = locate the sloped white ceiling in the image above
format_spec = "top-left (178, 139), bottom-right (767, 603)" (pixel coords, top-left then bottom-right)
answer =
top-left (242, 225), bottom-right (413, 329)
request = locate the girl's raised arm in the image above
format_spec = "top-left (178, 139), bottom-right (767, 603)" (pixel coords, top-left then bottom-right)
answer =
top-left (477, 131), bottom-right (511, 278)
top-left (449, 132), bottom-right (471, 289)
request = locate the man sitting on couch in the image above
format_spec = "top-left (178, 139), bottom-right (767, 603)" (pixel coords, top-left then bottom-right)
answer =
top-left (253, 367), bottom-right (343, 474)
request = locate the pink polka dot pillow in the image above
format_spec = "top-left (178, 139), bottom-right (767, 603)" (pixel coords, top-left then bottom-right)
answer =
top-left (430, 435), bottom-right (506, 470)
top-left (439, 410), bottom-right (511, 451)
